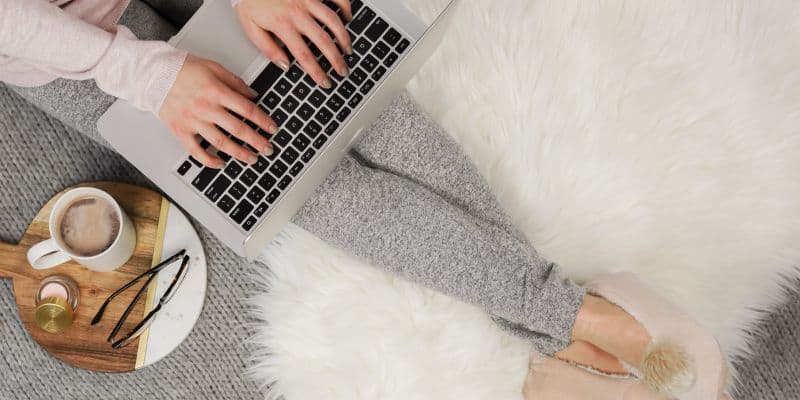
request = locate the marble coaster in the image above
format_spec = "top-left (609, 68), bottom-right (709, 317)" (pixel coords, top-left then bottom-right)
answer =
top-left (135, 201), bottom-right (207, 369)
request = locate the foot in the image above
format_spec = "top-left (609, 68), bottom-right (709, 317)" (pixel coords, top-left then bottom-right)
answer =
top-left (571, 294), bottom-right (653, 368)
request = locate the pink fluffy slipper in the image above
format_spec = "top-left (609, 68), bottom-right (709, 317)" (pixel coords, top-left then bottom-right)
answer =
top-left (585, 272), bottom-right (731, 399)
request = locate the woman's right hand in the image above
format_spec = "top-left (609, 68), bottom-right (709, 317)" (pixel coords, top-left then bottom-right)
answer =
top-left (159, 55), bottom-right (277, 168)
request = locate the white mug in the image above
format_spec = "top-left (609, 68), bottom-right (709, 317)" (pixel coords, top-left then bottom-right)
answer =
top-left (27, 187), bottom-right (137, 272)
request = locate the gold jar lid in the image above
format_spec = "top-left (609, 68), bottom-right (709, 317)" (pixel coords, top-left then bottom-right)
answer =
top-left (35, 297), bottom-right (74, 334)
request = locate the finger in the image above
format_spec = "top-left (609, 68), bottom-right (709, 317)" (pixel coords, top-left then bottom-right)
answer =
top-left (218, 85), bottom-right (278, 136)
top-left (196, 121), bottom-right (260, 165)
top-left (309, 1), bottom-right (352, 55)
top-left (178, 131), bottom-right (224, 169)
top-left (207, 103), bottom-right (272, 161)
top-left (329, 0), bottom-right (353, 21)
top-left (277, 28), bottom-right (332, 88)
top-left (297, 13), bottom-right (348, 77)
top-left (242, 19), bottom-right (291, 71)
top-left (208, 61), bottom-right (257, 99)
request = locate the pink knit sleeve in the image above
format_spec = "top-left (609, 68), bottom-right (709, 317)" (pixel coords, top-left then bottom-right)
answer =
top-left (0, 0), bottom-right (187, 114)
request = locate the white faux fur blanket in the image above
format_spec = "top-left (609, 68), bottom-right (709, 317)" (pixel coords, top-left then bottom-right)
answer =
top-left (249, 1), bottom-right (800, 398)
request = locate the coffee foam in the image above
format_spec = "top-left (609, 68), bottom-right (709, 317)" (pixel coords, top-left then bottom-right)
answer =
top-left (58, 197), bottom-right (120, 257)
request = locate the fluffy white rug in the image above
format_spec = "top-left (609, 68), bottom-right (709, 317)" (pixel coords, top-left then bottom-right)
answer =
top-left (249, 1), bottom-right (800, 398)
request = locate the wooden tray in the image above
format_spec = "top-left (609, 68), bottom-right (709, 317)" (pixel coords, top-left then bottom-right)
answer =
top-left (0, 182), bottom-right (168, 372)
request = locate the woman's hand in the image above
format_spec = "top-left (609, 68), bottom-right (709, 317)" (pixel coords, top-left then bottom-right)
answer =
top-left (235, 0), bottom-right (353, 89)
top-left (159, 55), bottom-right (277, 168)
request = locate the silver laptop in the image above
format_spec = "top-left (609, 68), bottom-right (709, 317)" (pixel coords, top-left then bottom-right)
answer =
top-left (97, 0), bottom-right (459, 259)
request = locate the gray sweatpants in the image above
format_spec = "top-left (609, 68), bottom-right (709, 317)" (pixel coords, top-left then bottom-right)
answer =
top-left (9, 0), bottom-right (585, 355)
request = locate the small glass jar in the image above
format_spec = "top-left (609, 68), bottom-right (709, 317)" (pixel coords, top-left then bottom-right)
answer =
top-left (34, 275), bottom-right (80, 333)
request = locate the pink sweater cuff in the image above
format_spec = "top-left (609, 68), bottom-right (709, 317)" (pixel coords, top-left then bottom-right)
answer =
top-left (98, 26), bottom-right (187, 114)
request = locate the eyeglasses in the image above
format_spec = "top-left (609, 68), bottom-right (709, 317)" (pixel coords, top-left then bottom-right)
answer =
top-left (91, 249), bottom-right (190, 349)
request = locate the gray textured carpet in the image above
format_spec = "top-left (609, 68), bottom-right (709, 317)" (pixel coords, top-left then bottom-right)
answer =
top-left (0, 83), bottom-right (797, 399)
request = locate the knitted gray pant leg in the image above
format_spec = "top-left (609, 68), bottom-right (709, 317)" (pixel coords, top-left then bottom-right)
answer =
top-left (292, 93), bottom-right (585, 355)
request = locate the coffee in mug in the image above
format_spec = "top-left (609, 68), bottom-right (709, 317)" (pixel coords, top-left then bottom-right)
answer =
top-left (58, 196), bottom-right (121, 257)
top-left (27, 187), bottom-right (137, 272)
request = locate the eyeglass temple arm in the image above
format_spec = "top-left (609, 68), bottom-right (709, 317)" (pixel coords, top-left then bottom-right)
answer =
top-left (90, 249), bottom-right (186, 325)
top-left (107, 272), bottom-right (158, 343)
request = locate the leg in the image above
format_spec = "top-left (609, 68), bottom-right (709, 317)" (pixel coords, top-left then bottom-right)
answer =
top-left (141, 0), bottom-right (203, 29)
top-left (292, 93), bottom-right (585, 355)
top-left (8, 0), bottom-right (177, 143)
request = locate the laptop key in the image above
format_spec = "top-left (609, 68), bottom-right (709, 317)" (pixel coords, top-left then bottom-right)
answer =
top-left (301, 148), bottom-right (316, 162)
top-left (313, 136), bottom-right (328, 149)
top-left (224, 162), bottom-right (243, 179)
top-left (266, 189), bottom-right (281, 203)
top-left (384, 52), bottom-right (399, 67)
top-left (273, 130), bottom-right (292, 146)
top-left (350, 68), bottom-right (367, 85)
top-left (274, 78), bottom-right (292, 95)
top-left (280, 147), bottom-right (299, 164)
top-left (353, 37), bottom-right (371, 55)
top-left (217, 195), bottom-right (236, 213)
top-left (372, 66), bottom-right (387, 81)
top-left (258, 174), bottom-right (277, 191)
top-left (350, 0), bottom-right (364, 15)
top-left (383, 27), bottom-right (401, 46)
top-left (344, 53), bottom-right (360, 68)
top-left (337, 81), bottom-right (356, 99)
top-left (336, 107), bottom-right (352, 123)
top-left (247, 186), bottom-right (266, 204)
top-left (229, 182), bottom-right (247, 199)
top-left (177, 161), bottom-right (192, 176)
top-left (262, 91), bottom-right (281, 110)
top-left (272, 109), bottom-right (288, 126)
top-left (315, 108), bottom-right (333, 124)
top-left (293, 134), bottom-right (311, 151)
top-left (326, 94), bottom-right (346, 112)
top-left (269, 159), bottom-right (289, 177)
top-left (188, 156), bottom-right (203, 167)
top-left (204, 175), bottom-right (231, 202)
top-left (348, 93), bottom-right (363, 108)
top-left (240, 169), bottom-right (258, 186)
top-left (349, 8), bottom-right (375, 34)
top-left (303, 120), bottom-right (322, 138)
top-left (250, 63), bottom-right (282, 95)
top-left (217, 151), bottom-right (232, 162)
top-left (254, 202), bottom-right (269, 217)
top-left (290, 162), bottom-right (304, 177)
top-left (292, 82), bottom-right (311, 100)
top-left (297, 103), bottom-right (315, 120)
top-left (287, 116), bottom-right (304, 134)
top-left (253, 156), bottom-right (269, 173)
top-left (309, 90), bottom-right (326, 107)
top-left (365, 17), bottom-right (389, 42)
top-left (325, 121), bottom-right (340, 136)
top-left (396, 38), bottom-right (410, 53)
top-left (372, 42), bottom-right (390, 59)
top-left (230, 199), bottom-right (254, 223)
top-left (277, 176), bottom-right (293, 190)
top-left (318, 57), bottom-right (332, 73)
top-left (287, 64), bottom-right (304, 82)
top-left (360, 79), bottom-right (375, 94)
top-left (362, 55), bottom-right (379, 72)
top-left (242, 216), bottom-right (258, 231)
top-left (281, 96), bottom-right (300, 113)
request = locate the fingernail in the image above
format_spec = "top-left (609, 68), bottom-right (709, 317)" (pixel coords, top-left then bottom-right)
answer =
top-left (322, 78), bottom-right (333, 89)
top-left (248, 154), bottom-right (258, 164)
top-left (263, 144), bottom-right (274, 156)
top-left (346, 45), bottom-right (353, 55)
top-left (248, 88), bottom-right (259, 98)
top-left (268, 124), bottom-right (279, 135)
top-left (277, 60), bottom-right (290, 71)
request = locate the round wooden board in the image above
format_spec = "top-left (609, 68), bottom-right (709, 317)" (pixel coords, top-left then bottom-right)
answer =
top-left (0, 182), bottom-right (168, 372)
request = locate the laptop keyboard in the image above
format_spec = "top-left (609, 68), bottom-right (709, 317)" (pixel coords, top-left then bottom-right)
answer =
top-left (174, 0), bottom-right (412, 233)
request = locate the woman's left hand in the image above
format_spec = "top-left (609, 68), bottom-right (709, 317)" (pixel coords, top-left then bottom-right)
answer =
top-left (235, 0), bottom-right (353, 89)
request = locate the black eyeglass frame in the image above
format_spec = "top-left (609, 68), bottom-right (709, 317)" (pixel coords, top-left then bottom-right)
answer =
top-left (90, 249), bottom-right (190, 349)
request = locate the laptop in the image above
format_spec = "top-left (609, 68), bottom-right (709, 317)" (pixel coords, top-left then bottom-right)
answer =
top-left (97, 0), bottom-right (459, 259)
